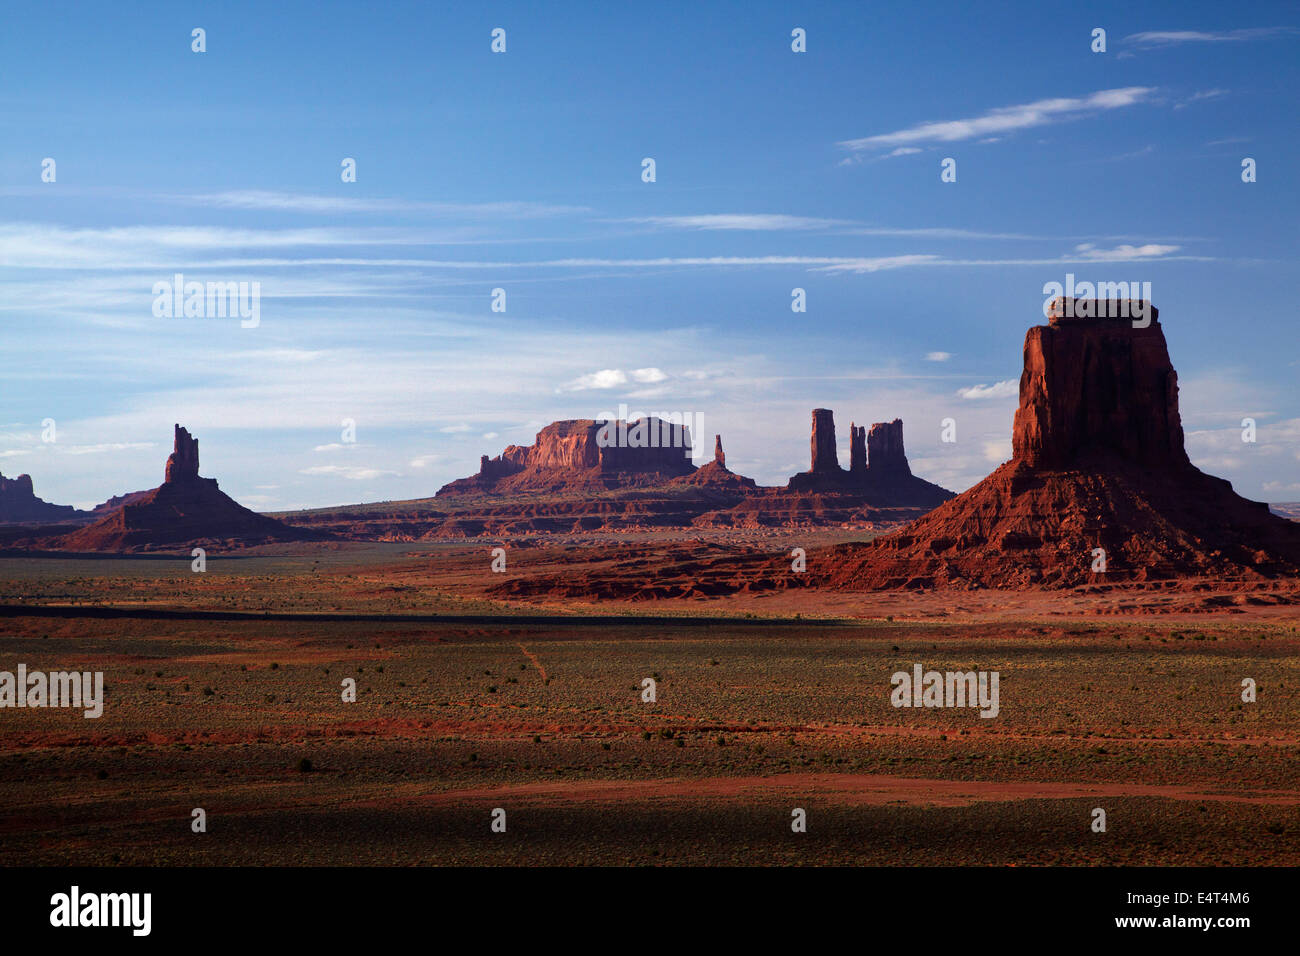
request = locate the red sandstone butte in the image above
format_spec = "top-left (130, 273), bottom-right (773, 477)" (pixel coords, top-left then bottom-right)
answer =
top-left (819, 301), bottom-right (1300, 589)
top-left (438, 418), bottom-right (700, 495)
top-left (53, 424), bottom-right (330, 551)
top-left (809, 408), bottom-right (839, 474)
top-left (1014, 303), bottom-right (1187, 469)
top-left (867, 419), bottom-right (909, 474)
top-left (849, 424), bottom-right (867, 475)
top-left (787, 410), bottom-right (952, 507)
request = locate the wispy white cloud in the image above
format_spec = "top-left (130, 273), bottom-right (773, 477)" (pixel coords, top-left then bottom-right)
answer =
top-left (845, 226), bottom-right (1039, 240)
top-left (556, 366), bottom-right (670, 393)
top-left (838, 145), bottom-right (924, 166)
top-left (558, 369), bottom-right (627, 392)
top-left (61, 442), bottom-right (156, 455)
top-left (313, 442), bottom-right (364, 452)
top-left (0, 220), bottom-right (1203, 278)
top-left (804, 254), bottom-right (945, 274)
top-left (1124, 28), bottom-right (1299, 48)
top-left (839, 87), bottom-right (1156, 152)
top-left (622, 218), bottom-right (1051, 241)
top-left (409, 454), bottom-right (451, 469)
top-left (1175, 89), bottom-right (1229, 109)
top-left (812, 247), bottom-right (1202, 274)
top-left (0, 222), bottom-right (478, 270)
top-left (299, 464), bottom-right (397, 480)
top-left (925, 352), bottom-right (952, 362)
top-left (176, 190), bottom-right (588, 218)
top-left (1073, 242), bottom-right (1179, 260)
top-left (618, 214), bottom-right (847, 231)
top-left (1092, 144), bottom-right (1157, 162)
top-left (958, 380), bottom-right (1018, 401)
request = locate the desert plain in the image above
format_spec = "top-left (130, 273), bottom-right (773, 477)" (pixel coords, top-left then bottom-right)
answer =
top-left (1, 528), bottom-right (1296, 867)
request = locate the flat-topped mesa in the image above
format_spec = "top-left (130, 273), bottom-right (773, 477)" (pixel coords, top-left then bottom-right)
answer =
top-left (849, 424), bottom-right (867, 475)
top-left (867, 419), bottom-right (911, 475)
top-left (1046, 296), bottom-right (1154, 325)
top-left (165, 424), bottom-right (200, 483)
top-left (1014, 299), bottom-right (1188, 469)
top-left (594, 417), bottom-right (695, 472)
top-left (809, 408), bottom-right (840, 474)
top-left (438, 418), bottom-right (697, 495)
top-left (713, 434), bottom-right (725, 467)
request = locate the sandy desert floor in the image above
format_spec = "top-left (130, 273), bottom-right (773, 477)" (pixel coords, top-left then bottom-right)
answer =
top-left (0, 535), bottom-right (1296, 866)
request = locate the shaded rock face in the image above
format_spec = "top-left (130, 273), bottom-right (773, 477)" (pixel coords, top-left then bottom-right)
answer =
top-left (599, 418), bottom-right (695, 474)
top-left (478, 453), bottom-right (520, 483)
top-left (867, 419), bottom-right (911, 475)
top-left (1, 473), bottom-right (34, 500)
top-left (165, 424), bottom-right (200, 483)
top-left (822, 302), bottom-right (1300, 589)
top-left (439, 418), bottom-right (697, 495)
top-left (53, 425), bottom-right (328, 551)
top-left (809, 409), bottom-right (839, 473)
top-left (0, 472), bottom-right (83, 524)
top-left (1013, 303), bottom-right (1187, 469)
top-left (849, 424), bottom-right (866, 475)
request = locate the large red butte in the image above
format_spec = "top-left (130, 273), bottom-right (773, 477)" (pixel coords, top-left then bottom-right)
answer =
top-left (819, 301), bottom-right (1300, 589)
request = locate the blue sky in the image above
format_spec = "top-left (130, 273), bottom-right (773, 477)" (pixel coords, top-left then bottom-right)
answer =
top-left (2, 0), bottom-right (1298, 510)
